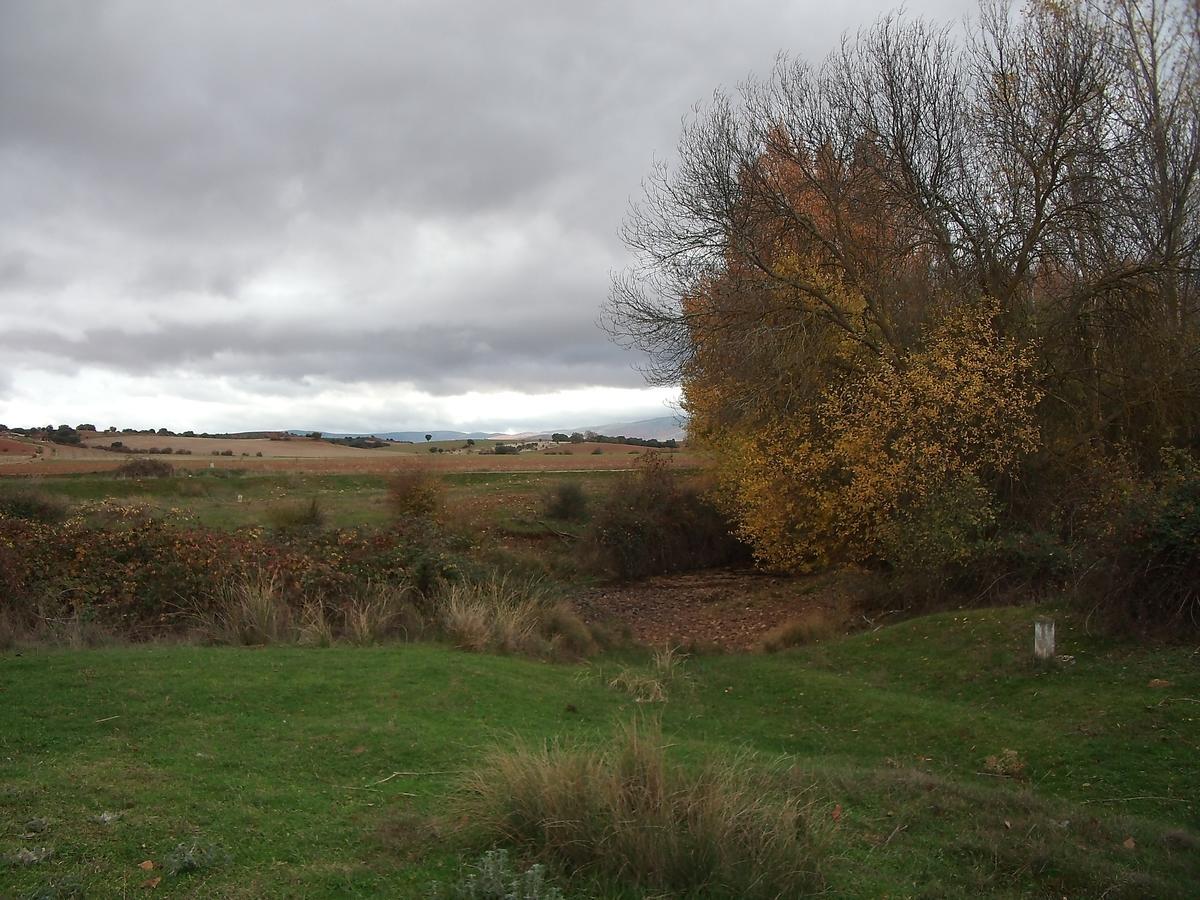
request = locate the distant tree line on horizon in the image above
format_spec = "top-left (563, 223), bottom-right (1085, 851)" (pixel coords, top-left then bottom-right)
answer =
top-left (550, 432), bottom-right (679, 449)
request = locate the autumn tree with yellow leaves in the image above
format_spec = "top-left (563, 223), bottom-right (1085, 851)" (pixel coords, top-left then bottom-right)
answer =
top-left (606, 0), bottom-right (1200, 609)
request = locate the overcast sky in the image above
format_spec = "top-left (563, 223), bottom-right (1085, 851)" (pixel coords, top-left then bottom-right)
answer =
top-left (1, 0), bottom-right (972, 433)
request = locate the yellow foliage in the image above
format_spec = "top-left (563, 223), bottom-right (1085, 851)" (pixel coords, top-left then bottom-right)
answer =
top-left (689, 301), bottom-right (1043, 571)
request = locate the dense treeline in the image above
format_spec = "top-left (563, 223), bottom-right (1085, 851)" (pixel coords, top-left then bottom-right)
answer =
top-left (606, 0), bottom-right (1199, 629)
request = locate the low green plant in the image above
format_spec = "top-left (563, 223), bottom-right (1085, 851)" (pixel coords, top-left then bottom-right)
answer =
top-left (163, 839), bottom-right (231, 875)
top-left (429, 849), bottom-right (565, 899)
top-left (22, 876), bottom-right (85, 899)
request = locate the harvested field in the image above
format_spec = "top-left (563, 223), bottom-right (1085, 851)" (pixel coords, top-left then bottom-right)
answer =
top-left (2, 440), bottom-right (697, 476)
top-left (0, 436), bottom-right (37, 461)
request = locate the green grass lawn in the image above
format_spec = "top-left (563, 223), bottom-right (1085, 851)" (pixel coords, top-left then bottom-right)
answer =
top-left (2, 607), bottom-right (1198, 898)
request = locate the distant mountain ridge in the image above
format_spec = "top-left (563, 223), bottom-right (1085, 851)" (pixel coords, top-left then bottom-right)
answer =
top-left (290, 416), bottom-right (686, 443)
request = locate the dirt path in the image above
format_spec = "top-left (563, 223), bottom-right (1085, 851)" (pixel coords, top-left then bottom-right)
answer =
top-left (576, 568), bottom-right (859, 651)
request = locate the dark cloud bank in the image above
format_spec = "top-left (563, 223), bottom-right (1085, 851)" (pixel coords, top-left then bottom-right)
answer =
top-left (0, 0), bottom-right (972, 427)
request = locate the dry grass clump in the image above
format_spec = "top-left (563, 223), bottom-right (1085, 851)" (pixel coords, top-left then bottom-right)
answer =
top-left (438, 575), bottom-right (596, 659)
top-left (760, 607), bottom-right (840, 652)
top-left (983, 748), bottom-right (1028, 780)
top-left (540, 601), bottom-right (598, 658)
top-left (344, 580), bottom-right (424, 645)
top-left (439, 574), bottom-right (547, 654)
top-left (296, 599), bottom-right (335, 647)
top-left (200, 573), bottom-right (293, 645)
top-left (608, 646), bottom-right (692, 703)
top-left (459, 720), bottom-right (826, 898)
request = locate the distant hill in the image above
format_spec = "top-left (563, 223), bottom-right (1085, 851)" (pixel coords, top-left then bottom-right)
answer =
top-left (501, 416), bottom-right (686, 442)
top-left (570, 416), bottom-right (686, 442)
top-left (290, 416), bottom-right (687, 444)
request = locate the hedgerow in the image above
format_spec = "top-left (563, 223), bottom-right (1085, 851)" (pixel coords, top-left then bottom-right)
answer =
top-left (0, 516), bottom-right (460, 634)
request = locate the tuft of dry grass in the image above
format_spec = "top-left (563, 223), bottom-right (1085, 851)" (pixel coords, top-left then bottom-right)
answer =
top-left (458, 719), bottom-right (827, 899)
top-left (439, 575), bottom-right (544, 654)
top-left (608, 645), bottom-right (692, 703)
top-left (540, 601), bottom-right (598, 659)
top-left (437, 574), bottom-right (594, 658)
top-left (760, 607), bottom-right (840, 652)
top-left (983, 748), bottom-right (1028, 780)
top-left (199, 573), bottom-right (293, 645)
top-left (343, 581), bottom-right (422, 645)
top-left (297, 599), bottom-right (335, 647)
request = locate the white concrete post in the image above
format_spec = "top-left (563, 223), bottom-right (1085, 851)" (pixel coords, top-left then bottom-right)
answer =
top-left (1034, 617), bottom-right (1055, 661)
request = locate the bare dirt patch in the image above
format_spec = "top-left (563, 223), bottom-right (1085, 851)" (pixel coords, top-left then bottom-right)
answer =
top-left (576, 568), bottom-right (863, 651)
top-left (0, 437), bottom-right (37, 462)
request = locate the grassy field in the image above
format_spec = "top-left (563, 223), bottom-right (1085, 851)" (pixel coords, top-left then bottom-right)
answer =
top-left (0, 469), bottom-right (629, 535)
top-left (2, 607), bottom-right (1197, 898)
top-left (0, 434), bottom-right (694, 477)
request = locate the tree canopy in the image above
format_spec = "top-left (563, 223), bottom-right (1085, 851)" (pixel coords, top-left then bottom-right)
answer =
top-left (606, 0), bottom-right (1200, 575)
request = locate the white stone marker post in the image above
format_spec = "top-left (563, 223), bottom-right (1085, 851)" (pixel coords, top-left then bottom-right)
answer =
top-left (1034, 617), bottom-right (1055, 661)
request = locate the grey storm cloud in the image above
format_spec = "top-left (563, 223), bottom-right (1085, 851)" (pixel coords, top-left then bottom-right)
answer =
top-left (1, 0), bottom-right (975, 405)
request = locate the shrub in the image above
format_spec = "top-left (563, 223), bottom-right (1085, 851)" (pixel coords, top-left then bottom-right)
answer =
top-left (0, 605), bottom-right (22, 651)
top-left (1088, 464), bottom-right (1200, 633)
top-left (114, 458), bottom-right (174, 478)
top-left (388, 468), bottom-right (444, 521)
top-left (0, 487), bottom-right (68, 523)
top-left (588, 453), bottom-right (747, 579)
top-left (542, 481), bottom-right (587, 521)
top-left (459, 720), bottom-right (826, 898)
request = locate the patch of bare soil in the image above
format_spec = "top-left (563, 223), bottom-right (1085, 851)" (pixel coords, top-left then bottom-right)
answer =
top-left (576, 568), bottom-right (862, 652)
